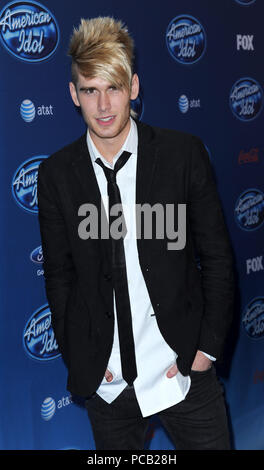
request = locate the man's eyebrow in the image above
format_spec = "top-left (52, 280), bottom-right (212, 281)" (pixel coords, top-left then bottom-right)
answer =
top-left (78, 84), bottom-right (119, 92)
top-left (79, 86), bottom-right (96, 91)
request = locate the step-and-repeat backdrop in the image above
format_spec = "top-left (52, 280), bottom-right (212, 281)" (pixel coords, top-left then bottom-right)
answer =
top-left (0, 0), bottom-right (263, 450)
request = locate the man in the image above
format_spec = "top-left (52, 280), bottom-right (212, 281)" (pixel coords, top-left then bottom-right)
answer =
top-left (37, 17), bottom-right (234, 450)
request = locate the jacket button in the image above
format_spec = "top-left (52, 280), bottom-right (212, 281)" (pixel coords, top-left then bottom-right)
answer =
top-left (105, 311), bottom-right (112, 318)
top-left (104, 274), bottom-right (112, 281)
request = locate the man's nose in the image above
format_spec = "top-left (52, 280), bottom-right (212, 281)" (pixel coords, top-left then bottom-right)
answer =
top-left (98, 92), bottom-right (111, 113)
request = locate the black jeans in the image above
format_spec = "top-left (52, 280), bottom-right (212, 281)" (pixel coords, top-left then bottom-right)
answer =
top-left (85, 366), bottom-right (231, 450)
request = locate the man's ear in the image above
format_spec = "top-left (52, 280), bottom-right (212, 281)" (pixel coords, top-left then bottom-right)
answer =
top-left (130, 74), bottom-right (139, 100)
top-left (69, 81), bottom-right (80, 107)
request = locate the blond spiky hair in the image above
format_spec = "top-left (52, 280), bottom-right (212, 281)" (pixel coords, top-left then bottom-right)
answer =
top-left (68, 17), bottom-right (135, 91)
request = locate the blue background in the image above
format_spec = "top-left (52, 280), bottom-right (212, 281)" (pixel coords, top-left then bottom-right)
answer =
top-left (0, 0), bottom-right (264, 450)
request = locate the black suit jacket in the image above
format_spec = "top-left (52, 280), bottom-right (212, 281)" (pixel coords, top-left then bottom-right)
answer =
top-left (37, 120), bottom-right (234, 398)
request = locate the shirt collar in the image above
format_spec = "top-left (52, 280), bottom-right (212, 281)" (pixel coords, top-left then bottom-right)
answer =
top-left (87, 117), bottom-right (138, 169)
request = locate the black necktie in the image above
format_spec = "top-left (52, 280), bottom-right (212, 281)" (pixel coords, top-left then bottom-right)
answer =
top-left (95, 151), bottom-right (138, 386)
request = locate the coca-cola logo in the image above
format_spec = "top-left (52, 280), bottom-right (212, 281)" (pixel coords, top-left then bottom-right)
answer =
top-left (238, 148), bottom-right (259, 165)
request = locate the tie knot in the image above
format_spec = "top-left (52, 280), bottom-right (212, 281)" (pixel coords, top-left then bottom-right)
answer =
top-left (95, 150), bottom-right (132, 183)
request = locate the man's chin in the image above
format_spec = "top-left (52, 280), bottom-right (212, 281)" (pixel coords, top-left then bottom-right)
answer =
top-left (91, 128), bottom-right (121, 140)
top-left (89, 117), bottom-right (130, 141)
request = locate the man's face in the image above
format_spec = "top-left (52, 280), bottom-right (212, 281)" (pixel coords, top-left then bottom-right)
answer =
top-left (69, 73), bottom-right (139, 146)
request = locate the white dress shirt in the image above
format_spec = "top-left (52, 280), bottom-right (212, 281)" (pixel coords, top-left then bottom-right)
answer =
top-left (87, 118), bottom-right (214, 418)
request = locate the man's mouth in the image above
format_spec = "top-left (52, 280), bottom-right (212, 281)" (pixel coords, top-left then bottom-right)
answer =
top-left (96, 116), bottom-right (116, 125)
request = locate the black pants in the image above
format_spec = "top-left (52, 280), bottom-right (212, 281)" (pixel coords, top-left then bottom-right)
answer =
top-left (85, 366), bottom-right (231, 450)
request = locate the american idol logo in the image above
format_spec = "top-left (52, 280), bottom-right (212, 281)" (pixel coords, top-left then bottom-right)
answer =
top-left (242, 297), bottom-right (264, 339)
top-left (0, 1), bottom-right (59, 62)
top-left (30, 245), bottom-right (43, 263)
top-left (41, 397), bottom-right (56, 420)
top-left (166, 15), bottom-right (206, 64)
top-left (230, 78), bottom-right (263, 121)
top-left (23, 304), bottom-right (61, 361)
top-left (235, 0), bottom-right (256, 5)
top-left (20, 99), bottom-right (35, 122)
top-left (12, 155), bottom-right (47, 214)
top-left (234, 188), bottom-right (264, 231)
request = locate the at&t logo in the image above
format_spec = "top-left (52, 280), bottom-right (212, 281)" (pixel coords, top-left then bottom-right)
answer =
top-left (11, 155), bottom-right (47, 214)
top-left (178, 95), bottom-right (189, 113)
top-left (41, 397), bottom-right (56, 421)
top-left (0, 1), bottom-right (59, 62)
top-left (41, 395), bottom-right (73, 421)
top-left (178, 94), bottom-right (201, 113)
top-left (234, 188), bottom-right (264, 230)
top-left (23, 304), bottom-right (61, 361)
top-left (20, 99), bottom-right (54, 122)
top-left (229, 78), bottom-right (263, 121)
top-left (166, 15), bottom-right (206, 64)
top-left (20, 99), bottom-right (35, 122)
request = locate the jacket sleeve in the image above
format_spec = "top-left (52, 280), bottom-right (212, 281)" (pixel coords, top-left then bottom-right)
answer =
top-left (37, 159), bottom-right (75, 365)
top-left (188, 136), bottom-right (234, 360)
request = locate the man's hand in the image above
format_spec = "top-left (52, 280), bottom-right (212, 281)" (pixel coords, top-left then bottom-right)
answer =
top-left (166, 363), bottom-right (178, 378)
top-left (166, 350), bottom-right (212, 378)
top-left (106, 350), bottom-right (213, 382)
top-left (191, 350), bottom-right (212, 371)
top-left (105, 369), bottom-right (113, 382)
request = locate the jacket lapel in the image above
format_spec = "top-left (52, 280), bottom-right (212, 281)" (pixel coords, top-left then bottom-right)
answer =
top-left (70, 122), bottom-right (159, 260)
top-left (71, 122), bottom-right (159, 208)
top-left (135, 120), bottom-right (159, 206)
top-left (71, 133), bottom-right (111, 261)
top-left (71, 133), bottom-right (102, 207)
